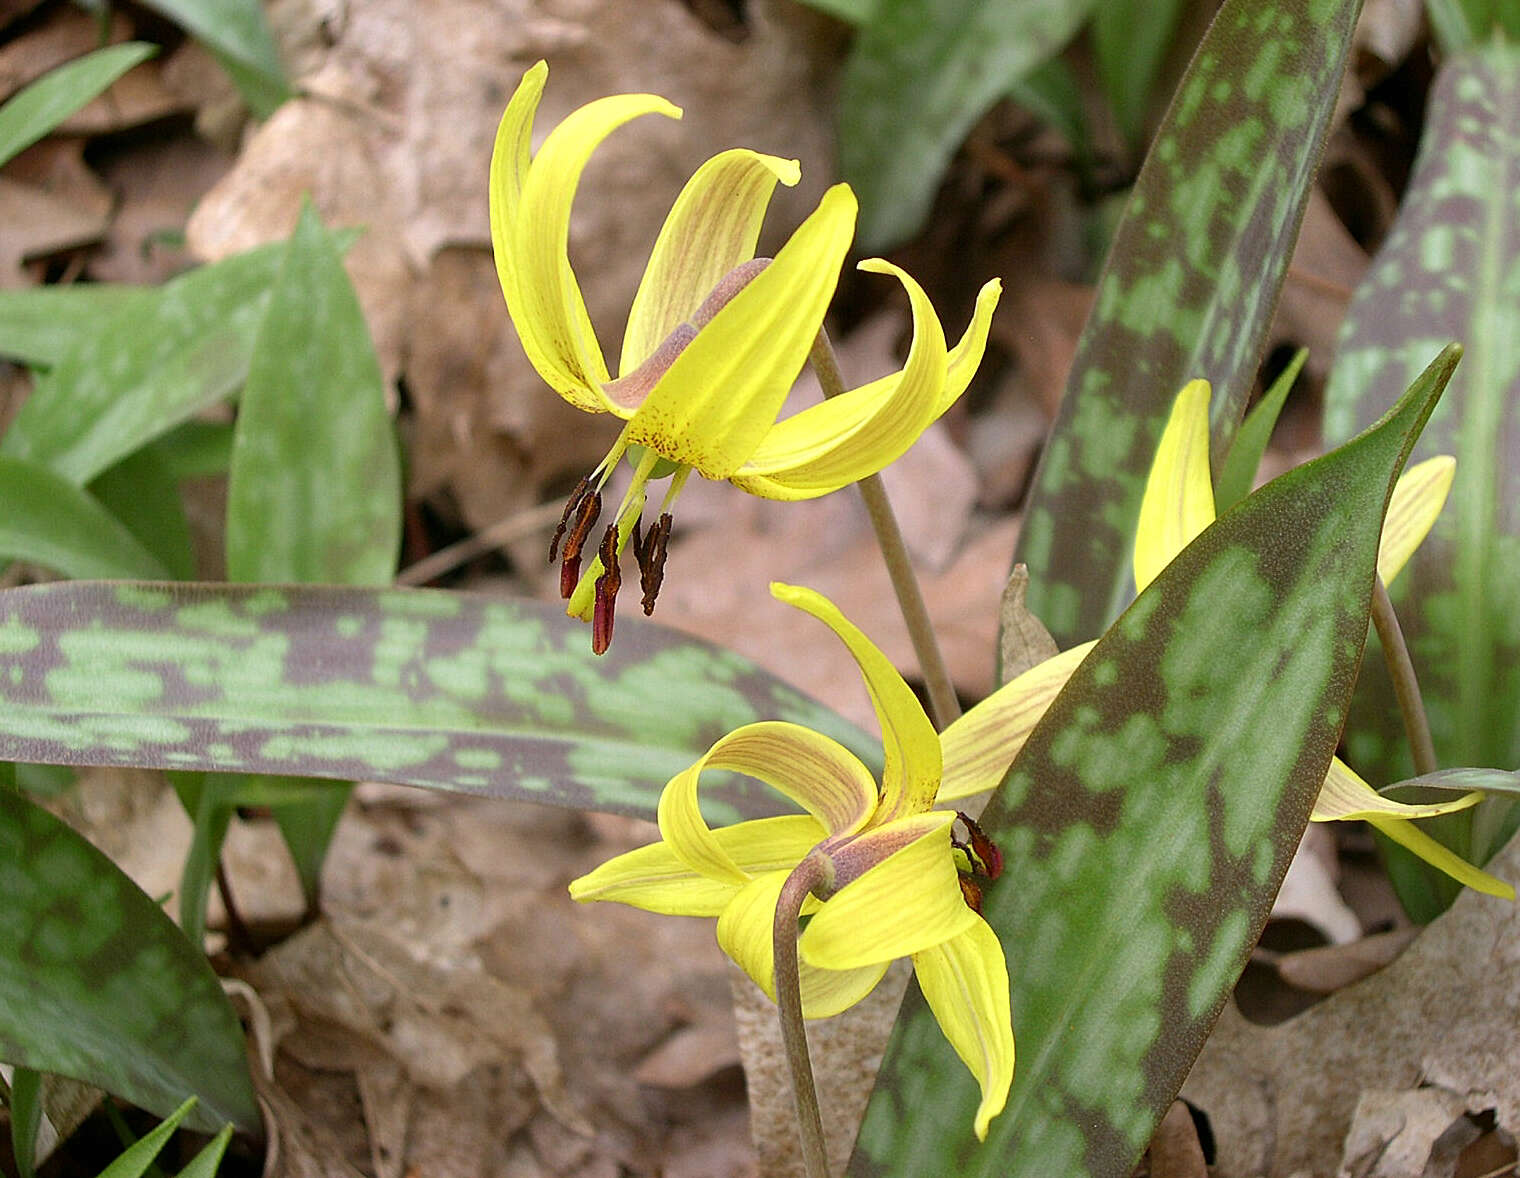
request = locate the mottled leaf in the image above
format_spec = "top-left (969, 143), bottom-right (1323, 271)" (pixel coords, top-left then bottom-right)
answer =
top-left (136, 0), bottom-right (289, 118)
top-left (0, 44), bottom-right (156, 169)
top-left (0, 286), bottom-right (150, 370)
top-left (0, 244), bottom-right (287, 485)
top-left (0, 793), bottom-right (258, 1133)
top-left (1013, 0), bottom-right (1363, 647)
top-left (1323, 44), bottom-right (1520, 913)
top-left (0, 457), bottom-right (171, 581)
top-left (0, 582), bottom-right (875, 824)
top-left (838, 0), bottom-right (1096, 250)
top-left (851, 348), bottom-right (1454, 1177)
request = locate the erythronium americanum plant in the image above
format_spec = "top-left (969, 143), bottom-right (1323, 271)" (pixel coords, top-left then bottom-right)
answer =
top-left (571, 582), bottom-right (1016, 1142)
top-left (490, 61), bottom-right (999, 653)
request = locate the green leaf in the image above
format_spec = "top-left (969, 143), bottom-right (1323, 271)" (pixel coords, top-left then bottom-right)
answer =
top-left (851, 347), bottom-right (1455, 1178)
top-left (1426, 0), bottom-right (1479, 51)
top-left (0, 792), bottom-right (259, 1133)
top-left (91, 449), bottom-right (197, 582)
top-left (0, 583), bottom-right (877, 825)
top-left (9, 1065), bottom-right (42, 1178)
top-left (796, 0), bottom-right (877, 22)
top-left (225, 202), bottom-right (401, 906)
top-left (95, 1096), bottom-right (198, 1178)
top-left (136, 0), bottom-right (290, 118)
top-left (226, 203), bottom-right (400, 586)
top-left (0, 44), bottom-right (156, 169)
top-left (0, 244), bottom-right (289, 485)
top-left (0, 457), bottom-right (171, 580)
top-left (1214, 347), bottom-right (1308, 511)
top-left (838, 0), bottom-right (1097, 250)
top-left (1092, 0), bottom-right (1189, 149)
top-left (176, 1123), bottom-right (234, 1178)
top-left (1383, 767), bottom-right (1520, 798)
top-left (1323, 45), bottom-right (1520, 909)
top-left (1007, 57), bottom-right (1092, 166)
top-left (148, 422), bottom-right (235, 482)
top-left (1012, 0), bottom-right (1364, 647)
top-left (0, 286), bottom-right (151, 369)
top-left (177, 773), bottom-right (236, 950)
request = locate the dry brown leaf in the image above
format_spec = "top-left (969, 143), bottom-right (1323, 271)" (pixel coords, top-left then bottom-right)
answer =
top-left (0, 175), bottom-right (107, 284)
top-left (1148, 1100), bottom-right (1209, 1178)
top-left (1271, 822), bottom-right (1362, 946)
top-left (1274, 187), bottom-right (1369, 387)
top-left (633, 1021), bottom-right (741, 1090)
top-left (1274, 926), bottom-right (1420, 995)
top-left (997, 563), bottom-right (1060, 684)
top-left (1181, 831), bottom-right (1520, 1177)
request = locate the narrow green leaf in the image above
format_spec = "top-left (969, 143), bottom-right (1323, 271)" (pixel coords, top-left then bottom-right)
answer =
top-left (838, 0), bottom-right (1097, 250)
top-left (1383, 767), bottom-right (1520, 798)
top-left (1214, 347), bottom-right (1308, 511)
top-left (178, 775), bottom-right (236, 950)
top-left (226, 203), bottom-right (400, 586)
top-left (0, 457), bottom-right (171, 580)
top-left (1323, 45), bottom-right (1520, 904)
top-left (91, 449), bottom-right (197, 582)
top-left (136, 0), bottom-right (290, 118)
top-left (0, 583), bottom-right (876, 825)
top-left (0, 286), bottom-right (151, 369)
top-left (1092, 0), bottom-right (1189, 149)
top-left (95, 1096), bottom-right (197, 1178)
top-left (1012, 0), bottom-right (1364, 647)
top-left (0, 793), bottom-right (258, 1133)
top-left (9, 1065), bottom-right (42, 1178)
top-left (149, 422), bottom-right (235, 482)
top-left (271, 782), bottom-right (346, 906)
top-left (851, 347), bottom-right (1454, 1177)
top-left (0, 44), bottom-right (156, 169)
top-left (796, 0), bottom-right (877, 23)
top-left (0, 244), bottom-right (288, 485)
top-left (1426, 0), bottom-right (1479, 51)
top-left (176, 1123), bottom-right (234, 1178)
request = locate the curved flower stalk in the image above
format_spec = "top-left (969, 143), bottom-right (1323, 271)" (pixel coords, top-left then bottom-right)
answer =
top-left (936, 379), bottom-right (1512, 898)
top-left (490, 62), bottom-right (1001, 652)
top-left (571, 582), bottom-right (1014, 1140)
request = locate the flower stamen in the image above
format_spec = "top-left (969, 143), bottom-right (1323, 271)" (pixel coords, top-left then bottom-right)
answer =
top-left (592, 524), bottom-right (622, 655)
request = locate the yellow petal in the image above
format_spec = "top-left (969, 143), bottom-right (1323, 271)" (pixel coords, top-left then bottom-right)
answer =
top-left (1378, 455), bottom-right (1454, 586)
top-left (771, 583), bottom-right (941, 821)
top-left (717, 869), bottom-right (890, 1018)
top-left (620, 149), bottom-right (800, 377)
top-left (937, 641), bottom-right (1094, 802)
top-left (726, 263), bottom-right (971, 500)
top-left (1134, 379), bottom-right (1215, 593)
top-left (912, 918), bottom-right (1014, 1141)
top-left (1311, 756), bottom-right (1483, 821)
top-left (800, 813), bottom-right (978, 970)
top-left (499, 71), bottom-right (680, 414)
top-left (1367, 815), bottom-right (1515, 899)
top-left (569, 814), bottom-right (827, 915)
top-left (621, 185), bottom-right (856, 478)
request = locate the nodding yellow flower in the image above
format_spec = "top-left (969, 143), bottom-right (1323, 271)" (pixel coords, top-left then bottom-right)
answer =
top-left (490, 62), bottom-right (1000, 653)
top-left (571, 582), bottom-right (1015, 1141)
top-left (935, 380), bottom-right (1512, 899)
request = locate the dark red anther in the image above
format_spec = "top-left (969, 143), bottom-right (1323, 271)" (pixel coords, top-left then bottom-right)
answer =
top-left (639, 512), bottom-right (672, 615)
top-left (963, 813), bottom-right (1003, 880)
top-left (549, 476), bottom-right (592, 563)
top-left (591, 524), bottom-right (621, 655)
top-left (556, 489), bottom-right (603, 599)
top-left (958, 875), bottom-right (984, 914)
top-left (559, 555), bottom-right (581, 599)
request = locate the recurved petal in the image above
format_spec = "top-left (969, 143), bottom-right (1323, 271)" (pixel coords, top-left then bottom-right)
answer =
top-left (1134, 379), bottom-right (1215, 593)
top-left (937, 641), bottom-right (1094, 802)
top-left (569, 814), bottom-right (827, 915)
top-left (620, 150), bottom-right (800, 377)
top-left (1378, 455), bottom-right (1454, 585)
top-left (771, 583), bottom-right (940, 821)
top-left (700, 721), bottom-right (877, 837)
top-left (911, 918), bottom-right (1014, 1141)
top-left (1367, 815), bottom-right (1515, 898)
top-left (622, 185), bottom-right (856, 479)
top-left (717, 869), bottom-right (890, 1018)
top-left (1312, 756), bottom-right (1482, 821)
top-left (800, 813), bottom-right (977, 971)
top-left (726, 260), bottom-right (951, 500)
top-left (509, 84), bottom-right (681, 413)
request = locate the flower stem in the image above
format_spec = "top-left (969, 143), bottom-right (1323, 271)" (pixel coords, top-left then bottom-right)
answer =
top-left (774, 853), bottom-right (833, 1178)
top-left (809, 329), bottom-right (961, 729)
top-left (1370, 575), bottom-right (1437, 776)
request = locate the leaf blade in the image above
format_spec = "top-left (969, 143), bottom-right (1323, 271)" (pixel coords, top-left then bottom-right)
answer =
top-left (0, 44), bottom-right (157, 169)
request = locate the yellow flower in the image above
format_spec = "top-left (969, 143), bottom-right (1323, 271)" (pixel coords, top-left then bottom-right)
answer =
top-left (490, 62), bottom-right (1000, 652)
top-left (934, 379), bottom-right (1512, 899)
top-left (571, 582), bottom-right (1015, 1141)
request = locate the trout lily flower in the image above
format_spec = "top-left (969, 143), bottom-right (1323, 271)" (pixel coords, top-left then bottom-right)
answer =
top-left (491, 62), bottom-right (1000, 652)
top-left (571, 582), bottom-right (1015, 1140)
top-left (933, 379), bottom-right (1512, 899)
